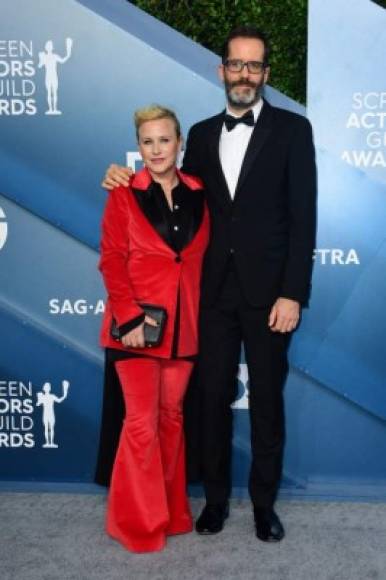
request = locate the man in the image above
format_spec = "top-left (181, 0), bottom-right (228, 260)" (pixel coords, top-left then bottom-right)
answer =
top-left (102, 26), bottom-right (316, 542)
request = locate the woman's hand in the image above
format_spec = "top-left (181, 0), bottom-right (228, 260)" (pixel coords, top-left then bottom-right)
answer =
top-left (121, 315), bottom-right (159, 348)
top-left (102, 164), bottom-right (133, 190)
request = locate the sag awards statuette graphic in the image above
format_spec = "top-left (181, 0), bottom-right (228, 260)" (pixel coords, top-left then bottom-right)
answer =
top-left (38, 38), bottom-right (73, 115)
top-left (0, 206), bottom-right (8, 250)
top-left (0, 38), bottom-right (73, 116)
top-left (36, 380), bottom-right (70, 448)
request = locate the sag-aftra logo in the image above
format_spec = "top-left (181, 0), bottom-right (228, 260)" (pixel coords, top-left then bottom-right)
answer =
top-left (0, 38), bottom-right (73, 116)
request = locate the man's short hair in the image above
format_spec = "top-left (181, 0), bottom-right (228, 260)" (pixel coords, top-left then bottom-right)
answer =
top-left (221, 26), bottom-right (270, 66)
top-left (134, 104), bottom-right (181, 140)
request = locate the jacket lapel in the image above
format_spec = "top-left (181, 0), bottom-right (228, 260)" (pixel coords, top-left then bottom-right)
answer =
top-left (130, 168), bottom-right (206, 254)
top-left (207, 112), bottom-right (233, 209)
top-left (131, 169), bottom-right (174, 251)
top-left (131, 184), bottom-right (174, 249)
top-left (233, 100), bottom-right (274, 199)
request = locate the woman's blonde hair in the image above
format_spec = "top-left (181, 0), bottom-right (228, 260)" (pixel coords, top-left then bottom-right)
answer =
top-left (134, 104), bottom-right (181, 140)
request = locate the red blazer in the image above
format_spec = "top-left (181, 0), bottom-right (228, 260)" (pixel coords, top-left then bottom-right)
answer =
top-left (99, 167), bottom-right (210, 358)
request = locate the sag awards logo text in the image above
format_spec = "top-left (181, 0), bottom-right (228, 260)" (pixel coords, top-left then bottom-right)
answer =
top-left (342, 92), bottom-right (386, 168)
top-left (0, 379), bottom-right (70, 448)
top-left (0, 38), bottom-right (73, 116)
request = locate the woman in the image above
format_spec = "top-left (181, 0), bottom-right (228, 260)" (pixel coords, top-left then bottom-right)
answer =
top-left (99, 105), bottom-right (209, 553)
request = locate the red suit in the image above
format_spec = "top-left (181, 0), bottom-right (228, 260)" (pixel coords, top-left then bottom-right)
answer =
top-left (99, 167), bottom-right (209, 552)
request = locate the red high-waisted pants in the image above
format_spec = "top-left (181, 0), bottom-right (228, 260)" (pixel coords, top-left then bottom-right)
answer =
top-left (106, 358), bottom-right (193, 552)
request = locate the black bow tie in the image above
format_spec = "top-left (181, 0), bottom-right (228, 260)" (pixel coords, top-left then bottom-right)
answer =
top-left (224, 110), bottom-right (255, 131)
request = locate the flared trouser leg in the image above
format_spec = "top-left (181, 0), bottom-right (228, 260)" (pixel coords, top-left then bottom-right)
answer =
top-left (159, 360), bottom-right (194, 535)
top-left (106, 357), bottom-right (193, 553)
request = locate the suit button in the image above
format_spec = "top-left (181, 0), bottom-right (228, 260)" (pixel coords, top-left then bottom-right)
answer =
top-left (175, 256), bottom-right (182, 263)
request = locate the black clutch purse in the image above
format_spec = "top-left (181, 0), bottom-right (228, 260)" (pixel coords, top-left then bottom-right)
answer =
top-left (111, 304), bottom-right (167, 347)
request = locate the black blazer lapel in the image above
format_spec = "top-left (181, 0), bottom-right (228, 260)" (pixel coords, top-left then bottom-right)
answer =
top-left (234, 100), bottom-right (274, 198)
top-left (132, 185), bottom-right (174, 249)
top-left (207, 112), bottom-right (233, 209)
top-left (132, 182), bottom-right (205, 253)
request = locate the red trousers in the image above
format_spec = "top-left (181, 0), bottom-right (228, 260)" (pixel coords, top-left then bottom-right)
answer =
top-left (106, 358), bottom-right (194, 552)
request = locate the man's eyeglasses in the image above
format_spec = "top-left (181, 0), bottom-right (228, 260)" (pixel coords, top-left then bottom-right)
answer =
top-left (224, 59), bottom-right (267, 74)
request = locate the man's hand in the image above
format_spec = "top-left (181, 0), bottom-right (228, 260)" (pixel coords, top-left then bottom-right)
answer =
top-left (121, 315), bottom-right (158, 348)
top-left (102, 164), bottom-right (133, 190)
top-left (268, 298), bottom-right (300, 333)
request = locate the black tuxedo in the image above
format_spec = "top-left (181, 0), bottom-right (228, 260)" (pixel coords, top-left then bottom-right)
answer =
top-left (183, 100), bottom-right (316, 307)
top-left (182, 99), bottom-right (317, 508)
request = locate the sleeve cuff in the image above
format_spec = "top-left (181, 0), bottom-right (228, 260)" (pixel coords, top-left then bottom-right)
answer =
top-left (118, 313), bottom-right (145, 338)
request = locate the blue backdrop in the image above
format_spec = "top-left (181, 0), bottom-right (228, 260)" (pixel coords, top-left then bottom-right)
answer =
top-left (0, 0), bottom-right (385, 498)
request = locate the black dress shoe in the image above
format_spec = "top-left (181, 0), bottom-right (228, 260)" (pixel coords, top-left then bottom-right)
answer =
top-left (195, 502), bottom-right (230, 535)
top-left (253, 507), bottom-right (285, 542)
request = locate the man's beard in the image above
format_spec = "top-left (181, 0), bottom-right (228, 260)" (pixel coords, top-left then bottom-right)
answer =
top-left (225, 79), bottom-right (264, 110)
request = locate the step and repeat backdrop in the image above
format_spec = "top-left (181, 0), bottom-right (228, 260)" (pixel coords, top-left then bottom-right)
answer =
top-left (0, 0), bottom-right (385, 496)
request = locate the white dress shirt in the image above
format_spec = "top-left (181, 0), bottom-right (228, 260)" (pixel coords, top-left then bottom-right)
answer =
top-left (219, 99), bottom-right (263, 199)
